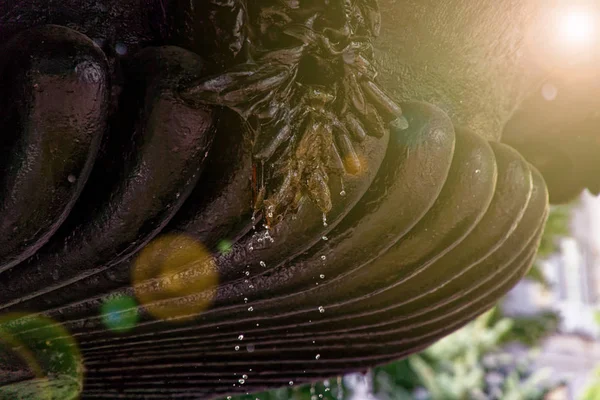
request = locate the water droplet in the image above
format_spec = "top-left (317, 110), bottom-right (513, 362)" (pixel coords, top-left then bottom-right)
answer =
top-left (475, 169), bottom-right (481, 174)
top-left (242, 374), bottom-right (248, 379)
top-left (321, 255), bottom-right (326, 261)
top-left (322, 236), bottom-right (328, 241)
top-left (320, 274), bottom-right (325, 279)
top-left (315, 354), bottom-right (321, 360)
top-left (239, 379), bottom-right (245, 384)
top-left (289, 381), bottom-right (294, 386)
top-left (248, 306), bottom-right (254, 312)
top-left (245, 271), bottom-right (250, 276)
top-left (318, 306), bottom-right (325, 313)
top-left (235, 345), bottom-right (240, 351)
top-left (249, 246), bottom-right (254, 251)
top-left (227, 397), bottom-right (232, 400)
top-left (322, 213), bottom-right (328, 227)
top-left (340, 190), bottom-right (346, 196)
top-left (244, 297), bottom-right (248, 303)
top-left (238, 334), bottom-right (244, 340)
top-left (67, 174), bottom-right (77, 183)
top-left (260, 261), bottom-right (266, 267)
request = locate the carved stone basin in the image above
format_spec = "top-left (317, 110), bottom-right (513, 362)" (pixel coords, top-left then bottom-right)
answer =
top-left (0, 0), bottom-right (584, 398)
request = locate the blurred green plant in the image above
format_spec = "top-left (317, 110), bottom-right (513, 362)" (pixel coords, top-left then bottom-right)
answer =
top-left (372, 310), bottom-right (555, 400)
top-left (583, 370), bottom-right (600, 400)
top-left (580, 311), bottom-right (600, 399)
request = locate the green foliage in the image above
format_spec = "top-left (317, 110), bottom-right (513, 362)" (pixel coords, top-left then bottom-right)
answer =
top-left (583, 369), bottom-right (600, 400)
top-left (388, 310), bottom-right (553, 400)
top-left (499, 311), bottom-right (560, 346)
top-left (487, 307), bottom-right (560, 346)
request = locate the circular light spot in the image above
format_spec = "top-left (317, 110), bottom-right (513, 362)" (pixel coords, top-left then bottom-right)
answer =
top-left (217, 239), bottom-right (233, 254)
top-left (100, 295), bottom-right (140, 333)
top-left (541, 83), bottom-right (558, 101)
top-left (0, 314), bottom-right (83, 399)
top-left (132, 234), bottom-right (218, 321)
top-left (115, 42), bottom-right (128, 56)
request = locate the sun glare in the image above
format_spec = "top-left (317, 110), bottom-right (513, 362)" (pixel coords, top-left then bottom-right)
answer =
top-left (558, 8), bottom-right (597, 47)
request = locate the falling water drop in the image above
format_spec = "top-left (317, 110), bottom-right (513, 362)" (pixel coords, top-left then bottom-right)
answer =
top-left (260, 261), bottom-right (266, 267)
top-left (238, 334), bottom-right (244, 340)
top-left (248, 306), bottom-right (254, 312)
top-left (289, 381), bottom-right (294, 386)
top-left (322, 213), bottom-right (328, 227)
top-left (315, 354), bottom-right (321, 360)
top-left (340, 178), bottom-right (346, 197)
top-left (235, 345), bottom-right (240, 351)
top-left (238, 379), bottom-right (245, 384)
top-left (320, 274), bottom-right (325, 279)
top-left (242, 374), bottom-right (248, 379)
top-left (322, 236), bottom-right (328, 241)
top-left (318, 306), bottom-right (325, 313)
top-left (320, 255), bottom-right (326, 261)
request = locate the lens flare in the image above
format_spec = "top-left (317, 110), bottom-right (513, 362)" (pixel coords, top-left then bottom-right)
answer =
top-left (0, 314), bottom-right (83, 399)
top-left (132, 234), bottom-right (218, 322)
top-left (100, 295), bottom-right (140, 333)
top-left (526, 3), bottom-right (599, 73)
top-left (559, 8), bottom-right (596, 47)
top-left (217, 239), bottom-right (233, 255)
